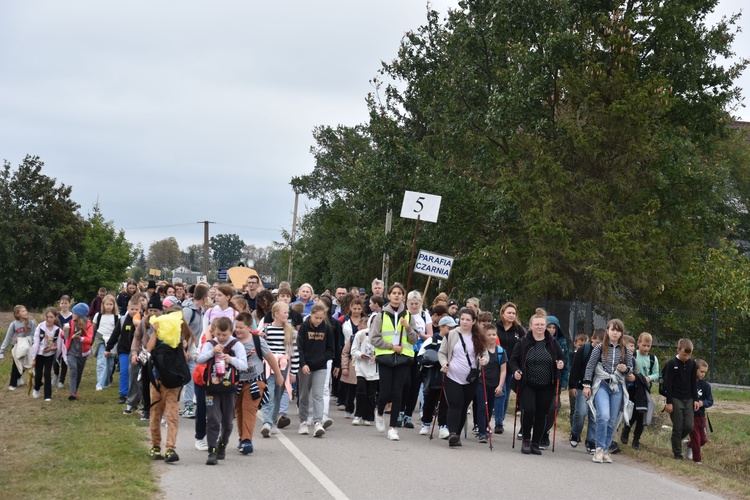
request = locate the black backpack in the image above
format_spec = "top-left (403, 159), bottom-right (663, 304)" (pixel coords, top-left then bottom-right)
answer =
top-left (203, 339), bottom-right (240, 393)
top-left (658, 361), bottom-right (668, 397)
top-left (149, 339), bottom-right (191, 389)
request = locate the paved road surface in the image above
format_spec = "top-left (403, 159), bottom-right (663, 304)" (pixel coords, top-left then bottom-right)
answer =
top-left (157, 400), bottom-right (723, 499)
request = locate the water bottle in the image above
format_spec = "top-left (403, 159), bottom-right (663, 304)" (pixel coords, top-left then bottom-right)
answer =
top-left (215, 355), bottom-right (226, 376)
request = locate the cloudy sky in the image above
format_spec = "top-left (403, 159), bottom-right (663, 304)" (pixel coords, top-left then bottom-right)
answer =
top-left (1, 1), bottom-right (747, 255)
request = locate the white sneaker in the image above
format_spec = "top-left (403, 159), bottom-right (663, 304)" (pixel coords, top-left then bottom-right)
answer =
top-left (57, 382), bottom-right (64, 388)
top-left (352, 417), bottom-right (362, 426)
top-left (375, 413), bottom-right (386, 432)
top-left (322, 417), bottom-right (333, 429)
top-left (32, 389), bottom-right (40, 399)
top-left (314, 422), bottom-right (325, 437)
top-left (603, 450), bottom-right (612, 463)
top-left (271, 426), bottom-right (279, 435)
top-left (684, 439), bottom-right (693, 460)
top-left (363, 420), bottom-right (372, 426)
top-left (387, 428), bottom-right (399, 441)
top-left (298, 422), bottom-right (309, 435)
top-left (194, 439), bottom-right (208, 451)
top-left (593, 447), bottom-right (604, 463)
top-left (96, 386), bottom-right (103, 391)
top-left (52, 376), bottom-right (59, 386)
top-left (419, 424), bottom-right (430, 435)
top-left (17, 378), bottom-right (24, 386)
top-left (44, 398), bottom-right (51, 402)
top-left (261, 423), bottom-right (272, 438)
top-left (439, 426), bottom-right (450, 440)
top-left (8, 386), bottom-right (16, 391)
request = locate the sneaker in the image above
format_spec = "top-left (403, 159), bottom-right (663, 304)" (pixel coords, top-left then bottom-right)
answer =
top-left (603, 450), bottom-right (612, 463)
top-left (632, 440), bottom-right (640, 450)
top-left (322, 418), bottom-right (333, 429)
top-left (521, 439), bottom-right (531, 454)
top-left (17, 378), bottom-right (24, 386)
top-left (352, 417), bottom-right (363, 426)
top-left (609, 442), bottom-right (621, 454)
top-left (344, 412), bottom-right (353, 419)
top-left (277, 414), bottom-right (291, 429)
top-left (44, 398), bottom-right (51, 402)
top-left (32, 389), bottom-right (40, 399)
top-left (68, 393), bottom-right (78, 401)
top-left (123, 406), bottom-right (134, 415)
top-left (164, 448), bottom-right (179, 463)
top-left (448, 433), bottom-right (461, 447)
top-left (695, 461), bottom-right (703, 465)
top-left (419, 424), bottom-right (430, 435)
top-left (8, 386), bottom-right (16, 391)
top-left (298, 422), bottom-right (309, 435)
top-left (195, 439), bottom-right (208, 451)
top-left (314, 422), bottom-right (326, 437)
top-left (52, 376), bottom-right (59, 386)
top-left (362, 420), bottom-right (372, 426)
top-left (621, 425), bottom-right (630, 445)
top-left (217, 443), bottom-right (226, 460)
top-left (593, 447), bottom-right (604, 463)
top-left (387, 428), bottom-right (399, 441)
top-left (96, 386), bottom-right (103, 391)
top-left (539, 433), bottom-right (550, 450)
top-left (517, 430), bottom-right (523, 440)
top-left (403, 416), bottom-right (414, 429)
top-left (271, 426), bottom-right (279, 435)
top-left (140, 412), bottom-right (150, 421)
top-left (118, 395), bottom-right (127, 404)
top-left (585, 441), bottom-right (596, 454)
top-left (206, 448), bottom-right (218, 465)
top-left (183, 405), bottom-right (195, 418)
top-left (375, 413), bottom-right (386, 432)
top-left (570, 434), bottom-right (580, 448)
top-left (57, 382), bottom-right (64, 388)
top-left (337, 404), bottom-right (346, 411)
top-left (530, 443), bottom-right (542, 455)
top-left (477, 433), bottom-right (488, 443)
top-left (494, 424), bottom-right (504, 435)
top-left (240, 440), bottom-right (254, 455)
top-left (683, 438), bottom-right (692, 460)
top-left (395, 413), bottom-right (403, 428)
top-left (261, 423), bottom-right (272, 438)
top-left (148, 446), bottom-right (164, 460)
top-left (439, 426), bottom-right (450, 440)
top-left (674, 453), bottom-right (684, 460)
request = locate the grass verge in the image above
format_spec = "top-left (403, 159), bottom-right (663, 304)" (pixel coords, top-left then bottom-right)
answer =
top-left (0, 358), bottom-right (159, 499)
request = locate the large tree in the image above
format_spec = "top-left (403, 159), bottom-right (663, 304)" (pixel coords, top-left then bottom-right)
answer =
top-left (147, 237), bottom-right (181, 271)
top-left (291, 0), bottom-right (750, 307)
top-left (210, 234), bottom-right (244, 268)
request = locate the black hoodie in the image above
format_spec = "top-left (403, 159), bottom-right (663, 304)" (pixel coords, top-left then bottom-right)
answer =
top-left (297, 316), bottom-right (334, 372)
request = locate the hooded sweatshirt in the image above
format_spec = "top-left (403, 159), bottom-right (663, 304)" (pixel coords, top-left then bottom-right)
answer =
top-left (546, 316), bottom-right (570, 388)
top-left (297, 317), bottom-right (333, 372)
top-left (1, 319), bottom-right (37, 354)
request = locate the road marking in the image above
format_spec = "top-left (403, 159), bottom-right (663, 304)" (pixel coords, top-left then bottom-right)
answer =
top-left (276, 432), bottom-right (349, 500)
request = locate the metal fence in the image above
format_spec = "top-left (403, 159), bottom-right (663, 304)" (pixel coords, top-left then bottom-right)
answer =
top-left (484, 298), bottom-right (750, 386)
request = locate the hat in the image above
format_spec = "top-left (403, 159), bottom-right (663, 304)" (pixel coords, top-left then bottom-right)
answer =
top-left (71, 302), bottom-right (89, 318)
top-left (147, 280), bottom-right (157, 290)
top-left (359, 287), bottom-right (366, 295)
top-left (162, 296), bottom-right (180, 308)
top-left (438, 316), bottom-right (457, 327)
top-left (147, 293), bottom-right (163, 311)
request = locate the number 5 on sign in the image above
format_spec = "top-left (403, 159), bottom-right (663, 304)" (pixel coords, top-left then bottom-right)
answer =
top-left (400, 191), bottom-right (441, 223)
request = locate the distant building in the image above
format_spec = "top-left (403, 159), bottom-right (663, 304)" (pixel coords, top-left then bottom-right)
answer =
top-left (172, 265), bottom-right (202, 284)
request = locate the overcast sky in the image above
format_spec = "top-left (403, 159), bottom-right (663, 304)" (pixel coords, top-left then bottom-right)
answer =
top-left (1, 1), bottom-right (747, 255)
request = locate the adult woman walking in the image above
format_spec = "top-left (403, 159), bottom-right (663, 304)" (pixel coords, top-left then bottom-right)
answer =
top-left (370, 283), bottom-right (418, 441)
top-left (438, 307), bottom-right (489, 447)
top-left (493, 302), bottom-right (525, 434)
top-left (508, 309), bottom-right (565, 455)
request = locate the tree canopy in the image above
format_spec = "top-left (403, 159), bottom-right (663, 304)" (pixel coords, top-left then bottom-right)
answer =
top-left (290, 0), bottom-right (750, 308)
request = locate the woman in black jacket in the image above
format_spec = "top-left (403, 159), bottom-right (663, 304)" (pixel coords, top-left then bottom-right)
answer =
top-left (509, 308), bottom-right (565, 455)
top-left (494, 302), bottom-right (525, 434)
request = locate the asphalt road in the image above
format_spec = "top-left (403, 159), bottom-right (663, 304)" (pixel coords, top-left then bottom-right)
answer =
top-left (157, 400), bottom-right (723, 500)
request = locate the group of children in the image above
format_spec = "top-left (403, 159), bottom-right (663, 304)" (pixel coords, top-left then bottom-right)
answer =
top-left (2, 285), bottom-right (715, 467)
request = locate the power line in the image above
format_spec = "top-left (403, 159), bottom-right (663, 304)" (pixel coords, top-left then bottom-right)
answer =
top-left (122, 222), bottom-right (197, 230)
top-left (214, 222), bottom-right (282, 232)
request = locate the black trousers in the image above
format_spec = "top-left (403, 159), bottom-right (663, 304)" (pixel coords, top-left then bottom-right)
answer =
top-left (444, 377), bottom-right (479, 435)
top-left (520, 382), bottom-right (555, 444)
top-left (377, 364), bottom-right (410, 427)
top-left (34, 355), bottom-right (55, 399)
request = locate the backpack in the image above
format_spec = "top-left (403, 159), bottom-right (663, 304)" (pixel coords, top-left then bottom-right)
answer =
top-left (149, 339), bottom-right (191, 389)
top-left (203, 339), bottom-right (240, 393)
top-left (658, 362), bottom-right (668, 397)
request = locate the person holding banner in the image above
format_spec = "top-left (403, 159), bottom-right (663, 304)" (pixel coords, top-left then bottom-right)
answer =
top-left (370, 283), bottom-right (419, 441)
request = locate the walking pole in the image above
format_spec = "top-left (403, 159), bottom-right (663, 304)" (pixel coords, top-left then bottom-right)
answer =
top-left (429, 372), bottom-right (446, 440)
top-left (481, 366), bottom-right (493, 451)
top-left (512, 378), bottom-right (522, 449)
top-left (552, 376), bottom-right (560, 452)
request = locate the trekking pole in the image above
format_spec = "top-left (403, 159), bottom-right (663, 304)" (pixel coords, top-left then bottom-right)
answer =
top-left (512, 378), bottom-right (521, 449)
top-left (552, 376), bottom-right (560, 452)
top-left (481, 366), bottom-right (492, 451)
top-left (429, 372), bottom-right (446, 440)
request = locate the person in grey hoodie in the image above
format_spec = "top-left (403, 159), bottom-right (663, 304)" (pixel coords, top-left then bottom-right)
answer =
top-left (180, 284), bottom-right (208, 417)
top-left (2, 305), bottom-right (38, 389)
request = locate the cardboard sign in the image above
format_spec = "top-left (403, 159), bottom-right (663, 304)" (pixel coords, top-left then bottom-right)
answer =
top-left (413, 249), bottom-right (454, 279)
top-left (400, 191), bottom-right (441, 223)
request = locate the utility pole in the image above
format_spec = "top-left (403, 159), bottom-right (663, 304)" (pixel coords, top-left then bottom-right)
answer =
top-left (288, 188), bottom-right (299, 284)
top-left (382, 208), bottom-right (392, 289)
top-left (197, 221), bottom-right (215, 278)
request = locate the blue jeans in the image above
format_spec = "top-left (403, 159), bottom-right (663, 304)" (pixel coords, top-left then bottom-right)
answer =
top-left (118, 353), bottom-right (130, 397)
top-left (594, 383), bottom-right (623, 449)
top-left (95, 344), bottom-right (113, 389)
top-left (493, 376), bottom-right (512, 425)
top-left (194, 383), bottom-right (206, 440)
top-left (571, 388), bottom-right (595, 443)
top-left (262, 365), bottom-right (289, 425)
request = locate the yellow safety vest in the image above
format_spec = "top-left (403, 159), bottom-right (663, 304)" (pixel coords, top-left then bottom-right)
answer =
top-left (374, 310), bottom-right (414, 358)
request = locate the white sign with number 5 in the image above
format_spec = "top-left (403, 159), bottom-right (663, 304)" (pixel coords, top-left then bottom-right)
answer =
top-left (400, 191), bottom-right (441, 223)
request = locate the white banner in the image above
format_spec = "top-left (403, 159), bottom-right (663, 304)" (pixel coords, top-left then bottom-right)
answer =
top-left (400, 191), bottom-right (441, 223)
top-left (414, 249), bottom-right (454, 279)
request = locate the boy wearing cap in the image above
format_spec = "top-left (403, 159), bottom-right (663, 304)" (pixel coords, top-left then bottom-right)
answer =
top-left (417, 315), bottom-right (455, 437)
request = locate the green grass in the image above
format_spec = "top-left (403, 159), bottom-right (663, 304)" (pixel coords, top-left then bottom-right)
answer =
top-left (0, 360), bottom-right (159, 499)
top-left (713, 388), bottom-right (750, 403)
